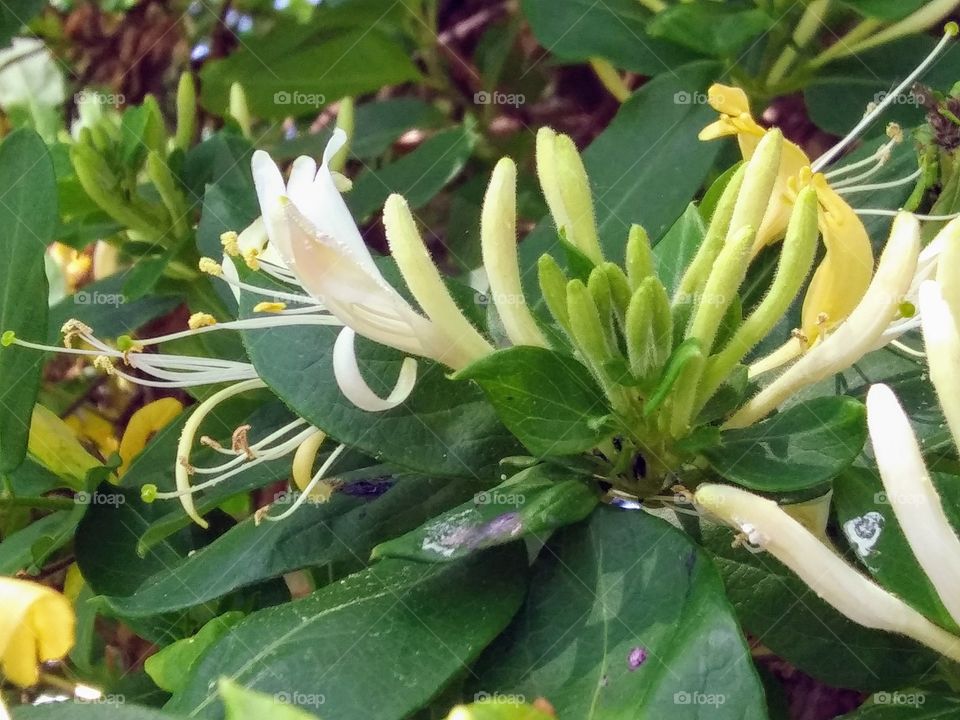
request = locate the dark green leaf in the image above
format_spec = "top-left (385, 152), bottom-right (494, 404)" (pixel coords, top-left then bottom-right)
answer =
top-left (647, 3), bottom-right (773, 57)
top-left (105, 474), bottom-right (480, 616)
top-left (13, 706), bottom-right (185, 720)
top-left (0, 0), bottom-right (44, 48)
top-left (473, 506), bottom-right (767, 719)
top-left (704, 397), bottom-right (868, 492)
top-left (0, 129), bottom-right (57, 471)
top-left (373, 464), bottom-right (598, 562)
top-left (521, 0), bottom-right (700, 73)
top-left (455, 346), bottom-right (615, 457)
top-left (347, 123), bottom-right (477, 221)
top-left (653, 204), bottom-right (705, 297)
top-left (167, 547), bottom-right (528, 720)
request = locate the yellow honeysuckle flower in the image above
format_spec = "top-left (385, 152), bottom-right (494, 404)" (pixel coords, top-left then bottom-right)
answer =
top-left (700, 83), bottom-right (874, 345)
top-left (64, 407), bottom-right (118, 459)
top-left (117, 397), bottom-right (184, 477)
top-left (0, 577), bottom-right (75, 687)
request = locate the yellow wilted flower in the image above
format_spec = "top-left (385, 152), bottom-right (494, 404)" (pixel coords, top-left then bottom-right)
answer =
top-left (0, 577), bottom-right (75, 687)
top-left (699, 84), bottom-right (873, 348)
top-left (118, 397), bottom-right (184, 476)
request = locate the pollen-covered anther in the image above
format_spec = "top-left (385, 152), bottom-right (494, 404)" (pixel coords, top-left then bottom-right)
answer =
top-left (232, 424), bottom-right (256, 460)
top-left (198, 257), bottom-right (223, 277)
top-left (178, 456), bottom-right (196, 475)
top-left (816, 311), bottom-right (830, 327)
top-left (886, 123), bottom-right (904, 144)
top-left (199, 435), bottom-right (224, 450)
top-left (219, 231), bottom-right (240, 256)
top-left (188, 312), bottom-right (217, 330)
top-left (790, 328), bottom-right (810, 346)
top-left (253, 505), bottom-right (271, 526)
top-left (61, 319), bottom-right (93, 347)
top-left (242, 248), bottom-right (261, 271)
top-left (93, 355), bottom-right (115, 375)
top-left (253, 301), bottom-right (287, 313)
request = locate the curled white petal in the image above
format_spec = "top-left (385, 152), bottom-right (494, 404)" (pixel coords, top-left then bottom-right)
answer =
top-left (332, 327), bottom-right (417, 412)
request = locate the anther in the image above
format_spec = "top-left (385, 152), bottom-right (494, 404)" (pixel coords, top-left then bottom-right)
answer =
top-left (253, 301), bottom-right (287, 313)
top-left (220, 231), bottom-right (240, 256)
top-left (232, 424), bottom-right (256, 460)
top-left (188, 313), bottom-right (217, 330)
top-left (198, 257), bottom-right (223, 277)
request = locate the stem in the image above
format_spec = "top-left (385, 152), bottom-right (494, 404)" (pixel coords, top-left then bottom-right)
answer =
top-left (766, 0), bottom-right (830, 88)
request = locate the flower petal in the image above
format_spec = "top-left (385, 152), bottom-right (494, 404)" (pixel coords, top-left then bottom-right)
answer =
top-left (332, 327), bottom-right (418, 412)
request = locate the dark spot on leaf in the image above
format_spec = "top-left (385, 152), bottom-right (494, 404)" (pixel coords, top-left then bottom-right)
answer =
top-left (627, 646), bottom-right (647, 670)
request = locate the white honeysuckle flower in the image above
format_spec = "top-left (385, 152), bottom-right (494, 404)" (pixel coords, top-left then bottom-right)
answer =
top-left (727, 212), bottom-right (921, 428)
top-left (693, 483), bottom-right (960, 662)
top-left (867, 382), bottom-right (960, 626)
top-left (920, 280), bottom-right (960, 454)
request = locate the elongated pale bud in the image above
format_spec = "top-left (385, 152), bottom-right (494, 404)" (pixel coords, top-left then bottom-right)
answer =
top-left (538, 254), bottom-right (571, 330)
top-left (229, 82), bottom-right (253, 139)
top-left (385, 194), bottom-right (494, 367)
top-left (175, 73), bottom-right (197, 151)
top-left (867, 383), bottom-right (960, 627)
top-left (329, 97), bottom-right (354, 174)
top-left (697, 187), bottom-right (818, 407)
top-left (625, 277), bottom-right (672, 380)
top-left (587, 267), bottom-right (614, 330)
top-left (840, 7), bottom-right (958, 57)
top-left (535, 127), bottom-right (603, 265)
top-left (600, 262), bottom-right (632, 322)
top-left (920, 282), bottom-right (960, 453)
top-left (625, 224), bottom-right (654, 289)
top-left (687, 224), bottom-right (755, 355)
top-left (936, 217), bottom-right (960, 330)
top-left (727, 213), bottom-right (921, 429)
top-left (727, 128), bottom-right (783, 243)
top-left (146, 152), bottom-right (188, 239)
top-left (676, 165), bottom-right (747, 300)
top-left (292, 429), bottom-right (326, 493)
top-left (481, 158), bottom-right (549, 348)
top-left (694, 483), bottom-right (960, 662)
top-left (668, 349), bottom-right (705, 438)
top-left (141, 95), bottom-right (167, 157)
top-left (567, 279), bottom-right (611, 367)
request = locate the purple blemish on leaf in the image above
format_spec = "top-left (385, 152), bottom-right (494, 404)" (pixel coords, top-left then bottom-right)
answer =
top-left (627, 646), bottom-right (647, 670)
top-left (340, 477), bottom-right (394, 497)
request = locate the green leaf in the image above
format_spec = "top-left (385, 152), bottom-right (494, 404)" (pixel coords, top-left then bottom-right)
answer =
top-left (703, 523), bottom-right (938, 691)
top-left (373, 465), bottom-right (598, 562)
top-left (167, 547), bottom-right (528, 720)
top-left (105, 474), bottom-right (480, 616)
top-left (455, 346), bottom-right (616, 457)
top-left (473, 506), bottom-right (767, 719)
top-left (521, 0), bottom-right (700, 73)
top-left (0, 510), bottom-right (77, 574)
top-left (146, 612), bottom-right (246, 693)
top-left (347, 123), bottom-right (477, 221)
top-left (647, 3), bottom-right (773, 57)
top-left (0, 0), bottom-right (44, 48)
top-left (653, 204), bottom-right (705, 297)
top-left (0, 129), bottom-right (57, 471)
top-left (199, 26), bottom-right (420, 119)
top-left (839, 693), bottom-right (960, 718)
top-left (220, 679), bottom-right (319, 720)
top-left (833, 467), bottom-right (960, 632)
top-left (704, 396), bottom-right (868, 492)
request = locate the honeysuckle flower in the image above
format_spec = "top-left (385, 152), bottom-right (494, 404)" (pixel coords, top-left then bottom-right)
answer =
top-left (701, 26), bottom-right (958, 364)
top-left (693, 483), bottom-right (960, 662)
top-left (726, 212), bottom-right (921, 429)
top-left (0, 577), bottom-right (75, 687)
top-left (695, 269), bottom-right (960, 661)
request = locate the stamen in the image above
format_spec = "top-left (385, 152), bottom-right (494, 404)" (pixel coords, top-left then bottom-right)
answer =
top-left (231, 424), bottom-right (255, 459)
top-left (824, 136), bottom-right (898, 181)
top-left (261, 444), bottom-right (348, 523)
top-left (837, 168), bottom-right (922, 195)
top-left (220, 231), bottom-right (240, 256)
top-left (253, 301), bottom-right (286, 313)
top-left (855, 210), bottom-right (960, 221)
top-left (198, 257), bottom-right (223, 277)
top-left (812, 28), bottom-right (957, 173)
